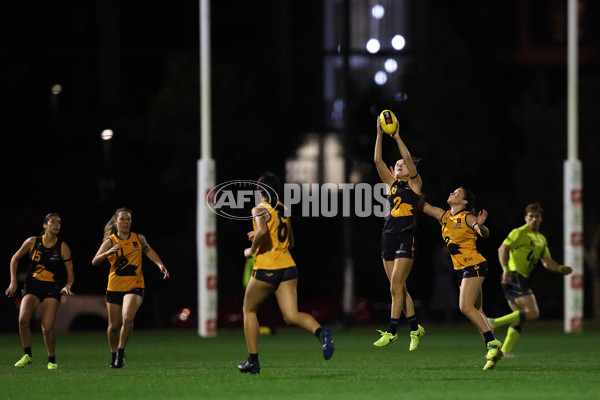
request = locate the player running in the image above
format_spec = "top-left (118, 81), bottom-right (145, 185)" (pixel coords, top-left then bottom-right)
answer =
top-left (489, 203), bottom-right (572, 356)
top-left (92, 207), bottom-right (170, 368)
top-left (237, 172), bottom-right (334, 374)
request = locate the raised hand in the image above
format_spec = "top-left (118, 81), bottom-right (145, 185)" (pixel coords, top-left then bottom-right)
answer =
top-left (477, 209), bottom-right (488, 225)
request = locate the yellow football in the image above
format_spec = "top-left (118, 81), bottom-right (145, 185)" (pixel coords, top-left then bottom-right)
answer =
top-left (379, 109), bottom-right (398, 135)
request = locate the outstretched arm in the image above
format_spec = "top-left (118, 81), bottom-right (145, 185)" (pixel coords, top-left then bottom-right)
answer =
top-left (392, 132), bottom-right (422, 193)
top-left (374, 119), bottom-right (395, 186)
top-left (421, 202), bottom-right (445, 224)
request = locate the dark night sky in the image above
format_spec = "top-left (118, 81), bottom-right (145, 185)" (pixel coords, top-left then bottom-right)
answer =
top-left (2, 1), bottom-right (600, 330)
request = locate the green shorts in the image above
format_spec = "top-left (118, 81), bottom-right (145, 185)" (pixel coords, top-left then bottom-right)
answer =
top-left (501, 272), bottom-right (533, 301)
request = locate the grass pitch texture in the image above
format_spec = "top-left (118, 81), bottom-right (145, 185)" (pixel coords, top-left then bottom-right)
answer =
top-left (1, 322), bottom-right (598, 400)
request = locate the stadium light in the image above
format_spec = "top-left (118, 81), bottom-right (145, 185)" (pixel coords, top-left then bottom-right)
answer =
top-left (374, 71), bottom-right (387, 85)
top-left (366, 38), bottom-right (380, 54)
top-left (100, 129), bottom-right (114, 141)
top-left (384, 58), bottom-right (398, 73)
top-left (51, 84), bottom-right (62, 95)
top-left (391, 34), bottom-right (406, 50)
top-left (371, 5), bottom-right (384, 19)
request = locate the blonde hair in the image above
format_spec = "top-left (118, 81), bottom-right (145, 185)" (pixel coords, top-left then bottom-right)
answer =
top-left (102, 207), bottom-right (132, 241)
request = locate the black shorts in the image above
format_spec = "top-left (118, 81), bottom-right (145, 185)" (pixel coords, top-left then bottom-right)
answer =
top-left (455, 262), bottom-right (489, 286)
top-left (501, 271), bottom-right (533, 301)
top-left (381, 231), bottom-right (415, 261)
top-left (105, 288), bottom-right (145, 305)
top-left (253, 267), bottom-right (298, 289)
top-left (22, 278), bottom-right (62, 302)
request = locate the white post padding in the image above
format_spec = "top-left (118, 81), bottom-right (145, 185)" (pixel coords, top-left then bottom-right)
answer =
top-left (563, 160), bottom-right (583, 332)
top-left (198, 159), bottom-right (217, 336)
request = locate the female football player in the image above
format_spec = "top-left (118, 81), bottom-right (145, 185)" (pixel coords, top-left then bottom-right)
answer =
top-left (372, 117), bottom-right (425, 351)
top-left (237, 172), bottom-right (334, 374)
top-left (92, 207), bottom-right (170, 368)
top-left (6, 213), bottom-right (75, 370)
top-left (421, 188), bottom-right (502, 370)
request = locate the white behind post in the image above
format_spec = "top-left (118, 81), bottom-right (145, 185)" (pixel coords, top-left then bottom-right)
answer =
top-left (198, 0), bottom-right (217, 337)
top-left (564, 0), bottom-right (583, 333)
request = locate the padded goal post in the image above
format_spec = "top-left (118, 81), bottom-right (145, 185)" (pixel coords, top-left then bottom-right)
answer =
top-left (198, 159), bottom-right (217, 337)
top-left (563, 160), bottom-right (583, 332)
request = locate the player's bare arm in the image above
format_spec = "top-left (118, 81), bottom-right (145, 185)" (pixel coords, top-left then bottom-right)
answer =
top-left (374, 119), bottom-right (395, 187)
top-left (244, 207), bottom-right (270, 258)
top-left (92, 238), bottom-right (120, 266)
top-left (541, 257), bottom-right (572, 275)
top-left (498, 243), bottom-right (512, 284)
top-left (61, 242), bottom-right (75, 295)
top-left (467, 211), bottom-right (489, 238)
top-left (140, 234), bottom-right (170, 279)
top-left (421, 202), bottom-right (445, 224)
top-left (5, 236), bottom-right (36, 297)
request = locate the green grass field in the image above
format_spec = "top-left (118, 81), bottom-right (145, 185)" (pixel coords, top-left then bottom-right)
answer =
top-left (1, 321), bottom-right (598, 400)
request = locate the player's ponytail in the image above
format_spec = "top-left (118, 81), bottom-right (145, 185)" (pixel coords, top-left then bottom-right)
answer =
top-left (41, 213), bottom-right (61, 235)
top-left (257, 172), bottom-right (281, 208)
top-left (103, 207), bottom-right (132, 241)
top-left (460, 187), bottom-right (476, 214)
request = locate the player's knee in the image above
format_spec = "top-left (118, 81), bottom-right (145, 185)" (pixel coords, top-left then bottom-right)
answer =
top-left (41, 324), bottom-right (54, 336)
top-left (18, 318), bottom-right (30, 330)
top-left (458, 303), bottom-right (474, 315)
top-left (122, 315), bottom-right (135, 327)
top-left (107, 323), bottom-right (120, 333)
top-left (281, 312), bottom-right (297, 325)
top-left (390, 283), bottom-right (403, 298)
top-left (527, 309), bottom-right (539, 320)
top-left (242, 305), bottom-right (259, 315)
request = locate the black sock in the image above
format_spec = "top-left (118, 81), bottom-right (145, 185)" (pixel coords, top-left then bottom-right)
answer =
top-left (116, 347), bottom-right (125, 359)
top-left (249, 353), bottom-right (259, 364)
top-left (387, 318), bottom-right (400, 335)
top-left (111, 352), bottom-right (117, 363)
top-left (24, 347), bottom-right (32, 357)
top-left (483, 330), bottom-right (495, 344)
top-left (48, 356), bottom-right (56, 363)
top-left (518, 310), bottom-right (527, 323)
top-left (509, 324), bottom-right (523, 333)
top-left (314, 327), bottom-right (323, 341)
top-left (406, 315), bottom-right (418, 332)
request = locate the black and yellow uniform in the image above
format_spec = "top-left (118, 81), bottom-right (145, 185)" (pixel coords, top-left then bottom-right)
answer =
top-left (252, 201), bottom-right (297, 287)
top-left (440, 210), bottom-right (487, 280)
top-left (106, 232), bottom-right (145, 293)
top-left (23, 236), bottom-right (66, 301)
top-left (381, 180), bottom-right (421, 260)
